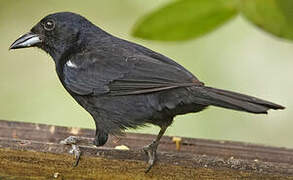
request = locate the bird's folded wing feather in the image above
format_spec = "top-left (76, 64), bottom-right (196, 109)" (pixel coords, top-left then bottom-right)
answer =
top-left (63, 53), bottom-right (202, 96)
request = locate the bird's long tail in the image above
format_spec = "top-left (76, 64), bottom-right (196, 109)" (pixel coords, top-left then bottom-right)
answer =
top-left (191, 86), bottom-right (285, 113)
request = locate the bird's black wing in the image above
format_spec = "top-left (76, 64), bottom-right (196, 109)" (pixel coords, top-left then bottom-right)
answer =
top-left (63, 52), bottom-right (203, 96)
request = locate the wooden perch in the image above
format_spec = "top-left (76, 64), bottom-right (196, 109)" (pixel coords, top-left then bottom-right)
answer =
top-left (0, 120), bottom-right (292, 179)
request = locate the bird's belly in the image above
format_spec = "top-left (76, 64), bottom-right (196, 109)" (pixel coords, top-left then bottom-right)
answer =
top-left (71, 87), bottom-right (207, 133)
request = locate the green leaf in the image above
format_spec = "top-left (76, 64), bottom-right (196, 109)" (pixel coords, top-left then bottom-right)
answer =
top-left (132, 0), bottom-right (238, 41)
top-left (240, 0), bottom-right (293, 40)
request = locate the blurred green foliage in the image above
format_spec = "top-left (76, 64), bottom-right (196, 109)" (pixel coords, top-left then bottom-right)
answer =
top-left (132, 0), bottom-right (238, 41)
top-left (133, 0), bottom-right (293, 41)
top-left (0, 0), bottom-right (292, 148)
top-left (241, 0), bottom-right (293, 40)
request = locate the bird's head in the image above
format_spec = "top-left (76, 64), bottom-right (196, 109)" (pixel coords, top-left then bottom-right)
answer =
top-left (10, 12), bottom-right (95, 60)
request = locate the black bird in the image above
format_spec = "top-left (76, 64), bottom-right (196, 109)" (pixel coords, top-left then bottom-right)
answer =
top-left (10, 12), bottom-right (284, 172)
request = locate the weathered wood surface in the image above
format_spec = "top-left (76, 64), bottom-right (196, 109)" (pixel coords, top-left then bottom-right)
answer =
top-left (0, 119), bottom-right (292, 179)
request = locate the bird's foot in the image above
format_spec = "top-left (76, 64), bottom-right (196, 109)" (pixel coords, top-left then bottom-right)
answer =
top-left (143, 141), bottom-right (158, 173)
top-left (60, 136), bottom-right (93, 167)
top-left (69, 144), bottom-right (81, 167)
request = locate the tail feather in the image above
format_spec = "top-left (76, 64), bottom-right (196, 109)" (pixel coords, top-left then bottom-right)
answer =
top-left (191, 86), bottom-right (285, 114)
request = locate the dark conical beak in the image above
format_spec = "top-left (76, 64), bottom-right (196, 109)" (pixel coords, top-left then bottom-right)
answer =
top-left (9, 32), bottom-right (42, 50)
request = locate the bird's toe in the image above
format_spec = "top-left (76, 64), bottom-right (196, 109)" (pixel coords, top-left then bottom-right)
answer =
top-left (143, 143), bottom-right (158, 173)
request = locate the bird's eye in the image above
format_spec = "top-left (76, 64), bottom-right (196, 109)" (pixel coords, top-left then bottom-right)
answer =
top-left (44, 20), bottom-right (55, 31)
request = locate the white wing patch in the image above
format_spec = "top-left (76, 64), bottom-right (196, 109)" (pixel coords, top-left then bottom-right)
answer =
top-left (66, 60), bottom-right (78, 68)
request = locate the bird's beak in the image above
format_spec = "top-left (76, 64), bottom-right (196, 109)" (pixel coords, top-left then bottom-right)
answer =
top-left (9, 32), bottom-right (42, 50)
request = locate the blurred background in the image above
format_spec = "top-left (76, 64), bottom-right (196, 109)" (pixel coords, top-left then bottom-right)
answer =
top-left (0, 0), bottom-right (292, 148)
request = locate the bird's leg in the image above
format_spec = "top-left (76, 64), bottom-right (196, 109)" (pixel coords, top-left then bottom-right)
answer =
top-left (60, 136), bottom-right (94, 167)
top-left (143, 126), bottom-right (167, 173)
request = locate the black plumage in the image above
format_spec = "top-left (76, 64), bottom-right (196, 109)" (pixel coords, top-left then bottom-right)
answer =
top-left (10, 12), bottom-right (284, 172)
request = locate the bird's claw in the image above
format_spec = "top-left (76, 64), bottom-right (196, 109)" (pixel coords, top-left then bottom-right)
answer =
top-left (143, 142), bottom-right (158, 173)
top-left (60, 136), bottom-right (82, 167)
top-left (70, 144), bottom-right (82, 167)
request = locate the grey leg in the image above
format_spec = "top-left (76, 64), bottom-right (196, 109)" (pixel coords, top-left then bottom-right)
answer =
top-left (60, 136), bottom-right (94, 166)
top-left (143, 126), bottom-right (167, 173)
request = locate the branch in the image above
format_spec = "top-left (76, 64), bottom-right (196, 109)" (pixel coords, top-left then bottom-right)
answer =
top-left (0, 120), bottom-right (292, 179)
